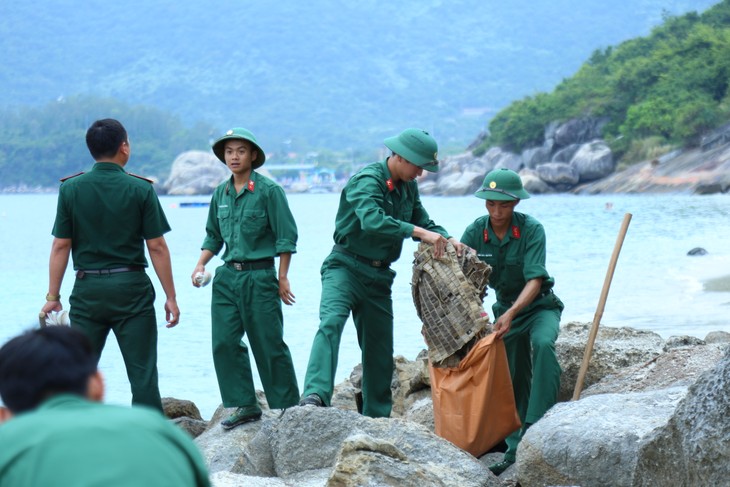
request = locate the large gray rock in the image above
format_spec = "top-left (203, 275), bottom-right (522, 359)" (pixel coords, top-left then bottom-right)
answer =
top-left (420, 151), bottom-right (494, 196)
top-left (438, 170), bottom-right (485, 196)
top-left (570, 140), bottom-right (615, 182)
top-left (551, 143), bottom-right (581, 163)
top-left (163, 396), bottom-right (203, 420)
top-left (634, 346), bottom-right (730, 486)
top-left (522, 146), bottom-right (551, 169)
top-left (535, 162), bottom-right (580, 188)
top-left (517, 345), bottom-right (730, 486)
top-left (519, 169), bottom-right (553, 195)
top-left (162, 150), bottom-right (229, 195)
top-left (582, 341), bottom-right (728, 397)
top-left (556, 322), bottom-right (664, 401)
top-left (200, 406), bottom-right (497, 486)
top-left (517, 387), bottom-right (688, 487)
top-left (553, 118), bottom-right (606, 148)
top-left (195, 405), bottom-right (278, 474)
top-left (481, 147), bottom-right (523, 172)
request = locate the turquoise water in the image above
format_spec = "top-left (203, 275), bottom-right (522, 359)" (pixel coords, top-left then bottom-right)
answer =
top-left (1, 192), bottom-right (729, 418)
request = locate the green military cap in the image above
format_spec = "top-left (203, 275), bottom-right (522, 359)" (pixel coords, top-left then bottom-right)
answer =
top-left (383, 128), bottom-right (440, 172)
top-left (212, 127), bottom-right (266, 169)
top-left (475, 168), bottom-right (531, 201)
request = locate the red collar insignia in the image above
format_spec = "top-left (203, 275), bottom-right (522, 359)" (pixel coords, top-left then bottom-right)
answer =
top-left (511, 225), bottom-right (521, 239)
top-left (386, 178), bottom-right (395, 192)
top-left (483, 229), bottom-right (489, 242)
top-left (247, 180), bottom-right (255, 192)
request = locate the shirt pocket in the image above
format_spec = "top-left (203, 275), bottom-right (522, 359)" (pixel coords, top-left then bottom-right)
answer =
top-left (503, 257), bottom-right (525, 293)
top-left (242, 209), bottom-right (267, 236)
top-left (398, 200), bottom-right (414, 222)
top-left (217, 206), bottom-right (232, 236)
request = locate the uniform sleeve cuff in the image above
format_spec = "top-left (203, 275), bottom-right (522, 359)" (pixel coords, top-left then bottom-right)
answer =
top-left (275, 239), bottom-right (297, 255)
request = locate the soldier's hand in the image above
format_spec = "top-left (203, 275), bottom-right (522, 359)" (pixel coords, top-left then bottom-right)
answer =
top-left (279, 276), bottom-right (296, 306)
top-left (165, 299), bottom-right (180, 328)
top-left (448, 238), bottom-right (466, 257)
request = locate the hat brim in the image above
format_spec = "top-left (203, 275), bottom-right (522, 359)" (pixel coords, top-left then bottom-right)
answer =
top-left (474, 188), bottom-right (531, 201)
top-left (212, 136), bottom-right (266, 169)
top-left (383, 136), bottom-right (440, 173)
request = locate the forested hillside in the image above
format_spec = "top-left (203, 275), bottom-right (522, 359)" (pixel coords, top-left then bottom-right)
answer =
top-left (0, 0), bottom-right (719, 187)
top-left (480, 0), bottom-right (730, 164)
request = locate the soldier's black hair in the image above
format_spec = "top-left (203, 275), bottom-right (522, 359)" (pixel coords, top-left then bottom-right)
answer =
top-left (85, 118), bottom-right (128, 160)
top-left (0, 326), bottom-right (98, 413)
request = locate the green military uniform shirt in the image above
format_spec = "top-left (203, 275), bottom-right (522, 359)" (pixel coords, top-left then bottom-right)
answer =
top-left (0, 395), bottom-right (210, 487)
top-left (52, 162), bottom-right (171, 269)
top-left (461, 211), bottom-right (554, 306)
top-left (201, 172), bottom-right (297, 261)
top-left (333, 160), bottom-right (449, 263)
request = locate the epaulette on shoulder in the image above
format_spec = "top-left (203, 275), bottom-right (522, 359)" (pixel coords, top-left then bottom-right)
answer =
top-left (59, 172), bottom-right (84, 183)
top-left (128, 173), bottom-right (155, 183)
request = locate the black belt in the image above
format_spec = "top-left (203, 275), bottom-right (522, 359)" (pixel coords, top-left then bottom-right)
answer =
top-left (76, 267), bottom-right (144, 278)
top-left (226, 258), bottom-right (274, 271)
top-left (333, 245), bottom-right (390, 269)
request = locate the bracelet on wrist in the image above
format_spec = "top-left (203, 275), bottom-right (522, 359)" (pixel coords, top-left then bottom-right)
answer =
top-left (46, 293), bottom-right (61, 301)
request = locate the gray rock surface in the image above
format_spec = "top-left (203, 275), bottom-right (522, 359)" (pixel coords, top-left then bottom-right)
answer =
top-left (196, 406), bottom-right (497, 487)
top-left (634, 347), bottom-right (730, 486)
top-left (522, 146), bottom-right (551, 169)
top-left (182, 324), bottom-right (727, 486)
top-left (517, 345), bottom-right (730, 486)
top-left (162, 150), bottom-right (228, 195)
top-left (517, 387), bottom-right (688, 487)
top-left (557, 322), bottom-right (665, 401)
top-left (575, 142), bottom-right (730, 194)
top-left (535, 162), bottom-right (580, 187)
top-left (581, 341), bottom-right (727, 397)
top-left (553, 117), bottom-right (607, 147)
top-left (570, 139), bottom-right (615, 181)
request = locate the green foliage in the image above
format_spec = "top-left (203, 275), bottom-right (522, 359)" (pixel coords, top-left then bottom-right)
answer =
top-left (0, 0), bottom-right (718, 162)
top-left (0, 96), bottom-right (215, 187)
top-left (618, 136), bottom-right (677, 167)
top-left (485, 0), bottom-right (730, 154)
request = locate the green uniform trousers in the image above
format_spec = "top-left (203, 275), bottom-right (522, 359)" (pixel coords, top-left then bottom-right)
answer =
top-left (494, 293), bottom-right (562, 462)
top-left (69, 271), bottom-right (162, 411)
top-left (211, 264), bottom-right (299, 410)
top-left (303, 252), bottom-right (396, 418)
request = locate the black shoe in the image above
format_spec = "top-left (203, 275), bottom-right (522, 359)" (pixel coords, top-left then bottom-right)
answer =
top-left (220, 406), bottom-right (262, 430)
top-left (487, 439), bottom-right (508, 453)
top-left (298, 393), bottom-right (325, 407)
top-left (488, 458), bottom-right (515, 476)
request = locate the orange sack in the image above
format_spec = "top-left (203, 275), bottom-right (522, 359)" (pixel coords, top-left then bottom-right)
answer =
top-left (429, 333), bottom-right (521, 457)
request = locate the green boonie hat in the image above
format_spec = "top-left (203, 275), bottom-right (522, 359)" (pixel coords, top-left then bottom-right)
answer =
top-left (475, 168), bottom-right (531, 201)
top-left (212, 127), bottom-right (266, 169)
top-left (383, 128), bottom-right (440, 172)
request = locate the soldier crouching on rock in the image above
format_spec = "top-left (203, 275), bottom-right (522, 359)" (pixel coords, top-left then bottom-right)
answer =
top-left (461, 168), bottom-right (564, 476)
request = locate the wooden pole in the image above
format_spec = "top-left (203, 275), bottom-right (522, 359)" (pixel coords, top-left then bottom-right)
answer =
top-left (572, 212), bottom-right (632, 400)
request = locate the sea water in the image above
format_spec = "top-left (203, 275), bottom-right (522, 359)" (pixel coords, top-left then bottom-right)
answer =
top-left (1, 192), bottom-right (729, 418)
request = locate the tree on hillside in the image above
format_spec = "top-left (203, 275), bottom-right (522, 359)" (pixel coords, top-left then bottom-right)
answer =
top-left (0, 97), bottom-right (214, 188)
top-left (477, 0), bottom-right (730, 161)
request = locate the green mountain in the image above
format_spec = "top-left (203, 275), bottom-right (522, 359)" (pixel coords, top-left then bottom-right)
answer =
top-left (480, 0), bottom-right (730, 164)
top-left (0, 0), bottom-right (720, 186)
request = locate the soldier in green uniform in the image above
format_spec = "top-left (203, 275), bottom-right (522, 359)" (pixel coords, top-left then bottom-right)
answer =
top-left (298, 128), bottom-right (464, 418)
top-left (460, 168), bottom-right (564, 475)
top-left (0, 326), bottom-right (210, 487)
top-left (40, 118), bottom-right (180, 412)
top-left (192, 127), bottom-right (299, 429)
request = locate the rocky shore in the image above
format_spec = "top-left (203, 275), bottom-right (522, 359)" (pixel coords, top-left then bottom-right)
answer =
top-left (164, 323), bottom-right (730, 486)
top-left (6, 119), bottom-right (730, 197)
top-left (418, 119), bottom-right (730, 197)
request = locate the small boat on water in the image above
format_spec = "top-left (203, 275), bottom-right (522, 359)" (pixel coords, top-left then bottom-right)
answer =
top-left (179, 201), bottom-right (210, 208)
